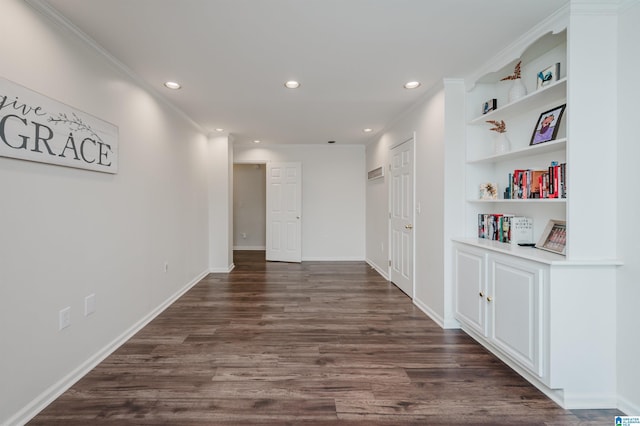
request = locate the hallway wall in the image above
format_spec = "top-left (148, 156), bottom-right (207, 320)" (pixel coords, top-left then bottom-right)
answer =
top-left (0, 1), bottom-right (210, 423)
top-left (234, 144), bottom-right (366, 261)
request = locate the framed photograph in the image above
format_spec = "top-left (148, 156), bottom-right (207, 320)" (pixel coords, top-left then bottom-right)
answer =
top-left (530, 104), bottom-right (566, 146)
top-left (482, 98), bottom-right (497, 115)
top-left (536, 62), bottom-right (560, 89)
top-left (535, 219), bottom-right (566, 255)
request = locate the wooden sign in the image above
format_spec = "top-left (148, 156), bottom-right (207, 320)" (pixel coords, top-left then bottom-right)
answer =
top-left (0, 77), bottom-right (118, 173)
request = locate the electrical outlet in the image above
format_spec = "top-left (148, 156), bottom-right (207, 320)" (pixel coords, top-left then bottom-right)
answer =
top-left (85, 294), bottom-right (96, 316)
top-left (59, 307), bottom-right (71, 330)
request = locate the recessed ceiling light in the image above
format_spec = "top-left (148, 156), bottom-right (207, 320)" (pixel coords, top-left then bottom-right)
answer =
top-left (363, 128), bottom-right (373, 133)
top-left (284, 80), bottom-right (300, 89)
top-left (253, 140), bottom-right (261, 144)
top-left (215, 128), bottom-right (225, 132)
top-left (404, 81), bottom-right (421, 89)
top-left (164, 81), bottom-right (181, 90)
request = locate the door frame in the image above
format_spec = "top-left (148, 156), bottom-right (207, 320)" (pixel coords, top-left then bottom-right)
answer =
top-left (388, 134), bottom-right (416, 298)
top-left (232, 160), bottom-right (268, 253)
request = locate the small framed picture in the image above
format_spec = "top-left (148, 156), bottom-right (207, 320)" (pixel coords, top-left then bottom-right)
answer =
top-left (536, 63), bottom-right (560, 89)
top-left (482, 99), bottom-right (497, 115)
top-left (535, 219), bottom-right (566, 255)
top-left (530, 104), bottom-right (566, 145)
top-left (479, 182), bottom-right (498, 200)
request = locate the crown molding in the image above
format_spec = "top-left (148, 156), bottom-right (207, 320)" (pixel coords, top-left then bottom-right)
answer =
top-left (570, 0), bottom-right (626, 15)
top-left (464, 4), bottom-right (569, 90)
top-left (24, 0), bottom-right (206, 134)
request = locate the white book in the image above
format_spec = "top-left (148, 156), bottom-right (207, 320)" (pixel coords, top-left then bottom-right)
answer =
top-left (510, 217), bottom-right (533, 244)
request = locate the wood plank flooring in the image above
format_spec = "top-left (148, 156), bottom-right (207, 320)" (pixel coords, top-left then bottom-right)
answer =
top-left (30, 251), bottom-right (622, 425)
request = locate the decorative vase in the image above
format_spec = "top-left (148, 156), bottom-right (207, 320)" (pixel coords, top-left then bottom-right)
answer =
top-left (494, 132), bottom-right (511, 154)
top-left (508, 78), bottom-right (527, 103)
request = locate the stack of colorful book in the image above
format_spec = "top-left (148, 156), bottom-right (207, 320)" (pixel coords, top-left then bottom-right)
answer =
top-left (478, 214), bottom-right (533, 244)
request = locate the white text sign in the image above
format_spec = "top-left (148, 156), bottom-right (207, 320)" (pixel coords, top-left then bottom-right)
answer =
top-left (0, 77), bottom-right (118, 173)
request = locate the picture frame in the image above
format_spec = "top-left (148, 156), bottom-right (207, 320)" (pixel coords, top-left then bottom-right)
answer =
top-left (535, 219), bottom-right (566, 255)
top-left (482, 98), bottom-right (497, 115)
top-left (479, 182), bottom-right (498, 200)
top-left (536, 62), bottom-right (560, 89)
top-left (530, 104), bottom-right (566, 146)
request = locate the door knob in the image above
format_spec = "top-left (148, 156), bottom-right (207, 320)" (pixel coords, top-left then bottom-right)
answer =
top-left (405, 224), bottom-right (413, 229)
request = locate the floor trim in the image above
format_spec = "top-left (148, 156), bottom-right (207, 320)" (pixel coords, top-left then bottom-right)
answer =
top-left (9, 268), bottom-right (209, 426)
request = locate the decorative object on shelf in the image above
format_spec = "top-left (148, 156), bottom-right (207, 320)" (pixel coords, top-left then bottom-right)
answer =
top-left (482, 98), bottom-right (497, 115)
top-left (486, 119), bottom-right (511, 154)
top-left (479, 182), bottom-right (498, 200)
top-left (530, 104), bottom-right (566, 145)
top-left (535, 219), bottom-right (566, 255)
top-left (537, 62), bottom-right (561, 89)
top-left (501, 60), bottom-right (527, 103)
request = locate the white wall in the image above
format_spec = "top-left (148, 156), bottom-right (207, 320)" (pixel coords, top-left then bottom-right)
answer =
top-left (365, 83), bottom-right (463, 328)
top-left (234, 144), bottom-right (365, 260)
top-left (208, 135), bottom-right (234, 272)
top-left (616, 0), bottom-right (640, 415)
top-left (0, 1), bottom-right (210, 423)
top-left (233, 164), bottom-right (266, 249)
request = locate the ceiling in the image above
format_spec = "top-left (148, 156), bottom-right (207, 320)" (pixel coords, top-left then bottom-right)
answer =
top-left (38, 0), bottom-right (568, 146)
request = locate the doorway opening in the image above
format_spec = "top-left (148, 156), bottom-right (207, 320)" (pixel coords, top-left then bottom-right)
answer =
top-left (233, 163), bottom-right (266, 253)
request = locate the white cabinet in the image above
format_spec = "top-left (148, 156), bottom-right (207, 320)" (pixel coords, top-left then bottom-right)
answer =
top-left (453, 239), bottom-right (619, 409)
top-left (488, 253), bottom-right (544, 378)
top-left (453, 245), bottom-right (487, 336)
top-left (454, 244), bottom-right (545, 380)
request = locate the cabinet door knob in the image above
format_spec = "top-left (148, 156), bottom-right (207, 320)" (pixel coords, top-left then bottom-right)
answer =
top-left (486, 296), bottom-right (493, 302)
top-left (479, 291), bottom-right (484, 298)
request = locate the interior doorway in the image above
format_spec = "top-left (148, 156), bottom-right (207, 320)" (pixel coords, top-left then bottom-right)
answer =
top-left (233, 163), bottom-right (267, 251)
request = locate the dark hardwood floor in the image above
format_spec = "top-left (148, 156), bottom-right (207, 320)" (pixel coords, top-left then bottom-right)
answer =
top-left (30, 251), bottom-right (621, 425)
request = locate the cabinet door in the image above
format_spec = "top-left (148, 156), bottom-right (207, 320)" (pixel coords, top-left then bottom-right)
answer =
top-left (454, 245), bottom-right (487, 336)
top-left (488, 255), bottom-right (544, 377)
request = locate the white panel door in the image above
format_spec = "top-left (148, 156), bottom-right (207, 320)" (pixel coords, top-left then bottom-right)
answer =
top-left (266, 162), bottom-right (302, 263)
top-left (454, 245), bottom-right (488, 337)
top-left (389, 140), bottom-right (414, 297)
top-left (489, 255), bottom-right (543, 377)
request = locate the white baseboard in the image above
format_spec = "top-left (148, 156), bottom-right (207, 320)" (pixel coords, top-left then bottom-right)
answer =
top-left (562, 393), bottom-right (619, 410)
top-left (233, 246), bottom-right (265, 251)
top-left (413, 297), bottom-right (443, 328)
top-left (617, 394), bottom-right (640, 416)
top-left (8, 269), bottom-right (209, 426)
top-left (366, 258), bottom-right (389, 280)
top-left (210, 263), bottom-right (235, 273)
top-left (301, 256), bottom-right (365, 261)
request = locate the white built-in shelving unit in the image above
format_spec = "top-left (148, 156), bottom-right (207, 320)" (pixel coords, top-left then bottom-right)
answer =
top-left (451, 4), bottom-right (621, 410)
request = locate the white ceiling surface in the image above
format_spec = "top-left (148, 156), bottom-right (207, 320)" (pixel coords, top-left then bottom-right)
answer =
top-left (41, 0), bottom-right (568, 145)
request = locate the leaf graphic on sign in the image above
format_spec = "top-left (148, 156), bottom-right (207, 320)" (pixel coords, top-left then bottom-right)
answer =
top-left (48, 112), bottom-right (103, 143)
